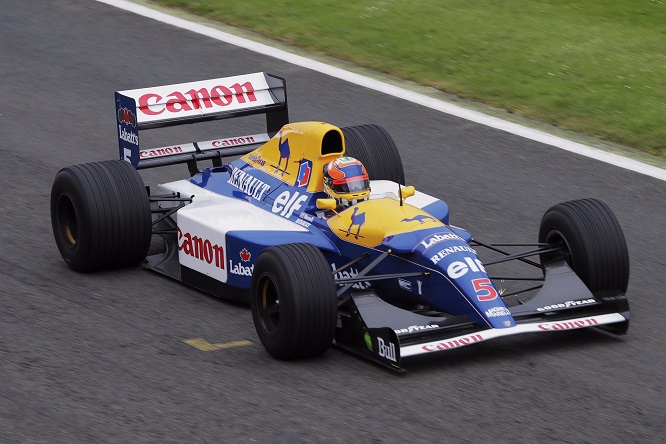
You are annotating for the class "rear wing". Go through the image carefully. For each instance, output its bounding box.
[114,72,288,169]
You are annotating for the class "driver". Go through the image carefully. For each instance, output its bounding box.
[322,156,371,208]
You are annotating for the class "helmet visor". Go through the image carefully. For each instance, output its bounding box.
[331,175,370,194]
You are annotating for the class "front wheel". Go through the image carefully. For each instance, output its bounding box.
[538,198,629,293]
[250,243,338,360]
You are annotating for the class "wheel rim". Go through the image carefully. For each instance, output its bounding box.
[259,276,280,334]
[544,229,572,267]
[57,194,78,248]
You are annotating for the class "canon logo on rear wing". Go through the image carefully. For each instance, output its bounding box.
[140,144,195,159]
[138,133,270,160]
[117,73,280,125]
[137,81,256,116]
[115,72,287,168]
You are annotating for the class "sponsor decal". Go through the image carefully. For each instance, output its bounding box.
[447,257,486,279]
[296,159,312,187]
[117,107,137,127]
[239,248,251,262]
[228,250,254,276]
[420,232,464,252]
[422,333,483,352]
[601,294,627,301]
[247,153,266,166]
[377,337,397,362]
[137,80,257,116]
[401,214,436,224]
[430,245,477,265]
[536,299,596,312]
[275,133,291,176]
[398,278,412,292]
[229,260,253,276]
[227,165,271,200]
[364,332,373,351]
[344,207,366,239]
[537,318,599,331]
[394,324,440,335]
[416,280,423,295]
[118,125,139,145]
[331,263,371,290]
[178,228,224,269]
[212,135,257,148]
[485,306,512,318]
[272,190,308,218]
[140,145,185,159]
[295,211,314,228]
[299,212,314,222]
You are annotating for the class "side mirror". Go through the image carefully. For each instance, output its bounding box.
[316,198,337,210]
[399,186,415,199]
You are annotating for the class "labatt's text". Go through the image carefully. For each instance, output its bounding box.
[118,126,138,145]
[229,259,254,276]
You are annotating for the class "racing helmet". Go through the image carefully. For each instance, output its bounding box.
[323,156,371,207]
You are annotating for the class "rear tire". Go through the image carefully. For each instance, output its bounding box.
[50,160,152,272]
[342,124,405,184]
[250,243,337,359]
[538,198,629,293]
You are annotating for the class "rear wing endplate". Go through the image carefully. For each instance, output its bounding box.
[114,72,287,169]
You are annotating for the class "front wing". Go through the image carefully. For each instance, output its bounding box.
[334,261,629,372]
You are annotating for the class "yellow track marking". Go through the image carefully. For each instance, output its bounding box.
[183,338,253,351]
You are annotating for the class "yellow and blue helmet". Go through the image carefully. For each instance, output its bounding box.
[323,156,371,207]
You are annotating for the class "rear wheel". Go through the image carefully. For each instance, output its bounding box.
[342,124,405,184]
[250,243,338,359]
[50,160,152,272]
[538,198,629,293]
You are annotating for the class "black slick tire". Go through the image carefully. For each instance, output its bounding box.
[342,124,405,184]
[250,243,338,360]
[50,160,152,272]
[538,198,629,293]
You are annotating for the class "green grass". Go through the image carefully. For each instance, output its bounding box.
[153,0,665,156]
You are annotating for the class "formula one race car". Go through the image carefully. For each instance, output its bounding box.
[50,72,630,371]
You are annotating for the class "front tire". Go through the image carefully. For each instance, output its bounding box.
[250,243,338,360]
[538,198,629,293]
[50,160,152,272]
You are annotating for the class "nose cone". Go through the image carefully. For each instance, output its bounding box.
[412,230,516,329]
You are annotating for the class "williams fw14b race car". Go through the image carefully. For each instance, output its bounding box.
[51,72,630,371]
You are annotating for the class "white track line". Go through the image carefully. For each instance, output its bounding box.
[97,0,665,181]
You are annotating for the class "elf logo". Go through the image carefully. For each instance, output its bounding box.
[272,190,308,218]
[447,256,486,279]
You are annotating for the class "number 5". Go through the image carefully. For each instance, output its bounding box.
[472,278,498,301]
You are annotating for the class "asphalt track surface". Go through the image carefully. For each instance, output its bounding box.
[1,1,664,443]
